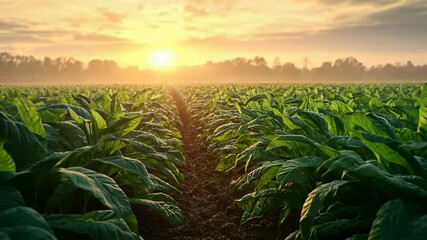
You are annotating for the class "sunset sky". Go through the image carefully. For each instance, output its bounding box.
[1,0,426,69]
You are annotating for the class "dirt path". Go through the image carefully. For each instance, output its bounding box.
[136,89,295,240]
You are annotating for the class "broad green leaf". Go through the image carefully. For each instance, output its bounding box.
[0,227,57,240]
[215,154,236,172]
[277,156,323,187]
[95,94,112,114]
[91,109,107,131]
[300,180,350,239]
[355,131,413,174]
[44,181,78,213]
[0,140,15,172]
[236,188,286,224]
[325,152,427,200]
[369,200,427,240]
[267,134,339,158]
[297,110,331,138]
[245,94,268,105]
[15,97,46,137]
[418,83,427,137]
[300,96,318,111]
[100,115,143,137]
[347,113,386,137]
[46,210,139,240]
[40,104,92,120]
[272,108,299,130]
[92,154,154,190]
[0,207,56,239]
[0,112,47,170]
[308,219,371,240]
[0,185,25,211]
[39,108,67,122]
[130,193,184,225]
[330,100,353,115]
[44,121,87,150]
[244,160,284,190]
[93,136,127,156]
[58,167,132,217]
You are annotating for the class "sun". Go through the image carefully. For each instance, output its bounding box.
[148,50,176,68]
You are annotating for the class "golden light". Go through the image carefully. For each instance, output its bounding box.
[147,50,176,68]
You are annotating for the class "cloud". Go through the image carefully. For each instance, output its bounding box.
[184,4,209,16]
[32,42,145,60]
[69,18,91,28]
[0,27,69,44]
[0,20,28,30]
[184,0,237,16]
[251,31,307,40]
[307,0,399,6]
[73,33,125,42]
[97,7,126,23]
[368,1,427,24]
[182,35,239,49]
[0,34,47,44]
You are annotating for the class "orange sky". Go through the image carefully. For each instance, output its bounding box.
[1,0,426,69]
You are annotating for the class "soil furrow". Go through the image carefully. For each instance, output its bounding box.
[137,89,293,240]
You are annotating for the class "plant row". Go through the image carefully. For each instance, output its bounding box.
[0,86,185,239]
[184,84,427,240]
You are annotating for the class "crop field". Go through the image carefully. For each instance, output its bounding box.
[1,83,427,240]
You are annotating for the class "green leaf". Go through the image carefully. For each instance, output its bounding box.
[39,107,67,122]
[355,131,413,174]
[330,100,353,115]
[0,184,25,211]
[130,193,184,225]
[15,97,46,137]
[44,121,87,150]
[44,181,78,213]
[369,200,427,240]
[40,104,92,121]
[100,115,143,137]
[236,188,286,224]
[325,152,427,201]
[245,94,268,105]
[297,110,331,138]
[0,112,47,170]
[347,113,386,137]
[244,160,284,190]
[0,140,15,172]
[300,180,350,239]
[267,134,339,158]
[58,167,132,217]
[0,226,57,240]
[0,207,56,239]
[91,109,107,131]
[418,83,427,137]
[46,210,139,240]
[308,219,371,240]
[92,154,154,190]
[277,156,323,187]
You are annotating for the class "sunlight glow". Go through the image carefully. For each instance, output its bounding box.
[148,50,176,68]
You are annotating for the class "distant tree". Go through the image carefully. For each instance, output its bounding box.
[272,57,281,69]
[252,56,267,67]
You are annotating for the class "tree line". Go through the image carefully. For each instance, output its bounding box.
[1,52,426,83]
[202,56,427,82]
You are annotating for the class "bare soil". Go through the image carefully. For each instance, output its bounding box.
[135,89,298,240]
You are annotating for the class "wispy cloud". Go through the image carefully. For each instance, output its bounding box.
[73,33,125,42]
[184,4,209,16]
[97,7,126,23]
[0,19,28,30]
[308,0,399,5]
[184,0,237,16]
